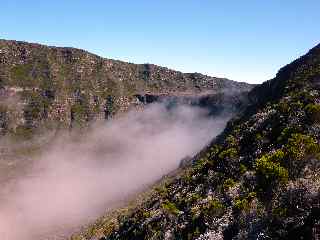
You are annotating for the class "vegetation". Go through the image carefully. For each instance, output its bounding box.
[305,103,320,123]
[202,198,225,217]
[10,64,35,87]
[161,200,181,216]
[2,40,320,240]
[0,39,251,138]
[223,178,236,190]
[76,43,320,240]
[255,150,288,191]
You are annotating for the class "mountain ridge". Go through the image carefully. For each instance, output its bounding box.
[0,39,253,138]
[0,38,251,83]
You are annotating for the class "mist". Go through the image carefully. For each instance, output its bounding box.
[0,103,230,239]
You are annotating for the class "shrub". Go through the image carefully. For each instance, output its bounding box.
[255,157,288,184]
[277,127,298,143]
[194,157,211,171]
[255,150,288,190]
[203,199,225,217]
[256,133,263,141]
[247,191,257,200]
[155,185,169,198]
[226,135,237,147]
[182,170,194,184]
[278,100,291,113]
[161,200,180,216]
[305,103,320,123]
[71,97,91,127]
[10,64,35,87]
[234,198,249,212]
[210,144,221,156]
[286,133,319,160]
[234,192,256,212]
[218,147,238,160]
[285,133,320,177]
[268,149,286,162]
[239,164,247,174]
[188,193,201,204]
[223,178,236,190]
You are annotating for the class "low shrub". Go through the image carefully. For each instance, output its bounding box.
[161,200,180,216]
[255,150,288,191]
[223,178,236,190]
[305,103,320,123]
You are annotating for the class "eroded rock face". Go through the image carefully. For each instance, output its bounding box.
[0,39,253,137]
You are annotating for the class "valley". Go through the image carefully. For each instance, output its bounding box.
[0,40,319,240]
[0,40,253,239]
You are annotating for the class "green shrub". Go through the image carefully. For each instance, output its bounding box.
[268,149,286,162]
[188,193,201,204]
[203,199,225,217]
[255,150,288,190]
[155,185,169,198]
[256,133,263,141]
[285,133,320,177]
[277,127,298,143]
[218,147,238,160]
[71,97,91,127]
[226,135,237,147]
[286,133,319,160]
[247,191,257,200]
[194,157,211,171]
[234,192,256,212]
[255,157,288,184]
[234,198,249,212]
[161,200,180,216]
[223,178,236,190]
[10,64,35,87]
[209,144,221,156]
[278,100,291,113]
[239,164,247,174]
[71,103,87,117]
[305,103,320,123]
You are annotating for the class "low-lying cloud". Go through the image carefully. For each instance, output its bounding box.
[0,103,230,239]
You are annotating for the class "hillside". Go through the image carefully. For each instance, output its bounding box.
[75,44,320,240]
[0,39,252,138]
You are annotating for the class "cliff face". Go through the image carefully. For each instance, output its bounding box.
[77,44,320,240]
[0,40,252,137]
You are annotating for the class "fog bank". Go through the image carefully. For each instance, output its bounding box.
[0,103,230,239]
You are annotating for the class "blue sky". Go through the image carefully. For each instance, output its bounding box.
[1,0,319,83]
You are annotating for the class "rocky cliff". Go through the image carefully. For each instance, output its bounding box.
[0,39,252,138]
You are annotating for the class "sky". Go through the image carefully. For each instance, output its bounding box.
[1,0,319,84]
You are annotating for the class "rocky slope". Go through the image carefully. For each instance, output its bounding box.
[0,39,252,138]
[75,44,320,240]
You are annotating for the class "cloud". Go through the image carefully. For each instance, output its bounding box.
[0,103,230,239]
